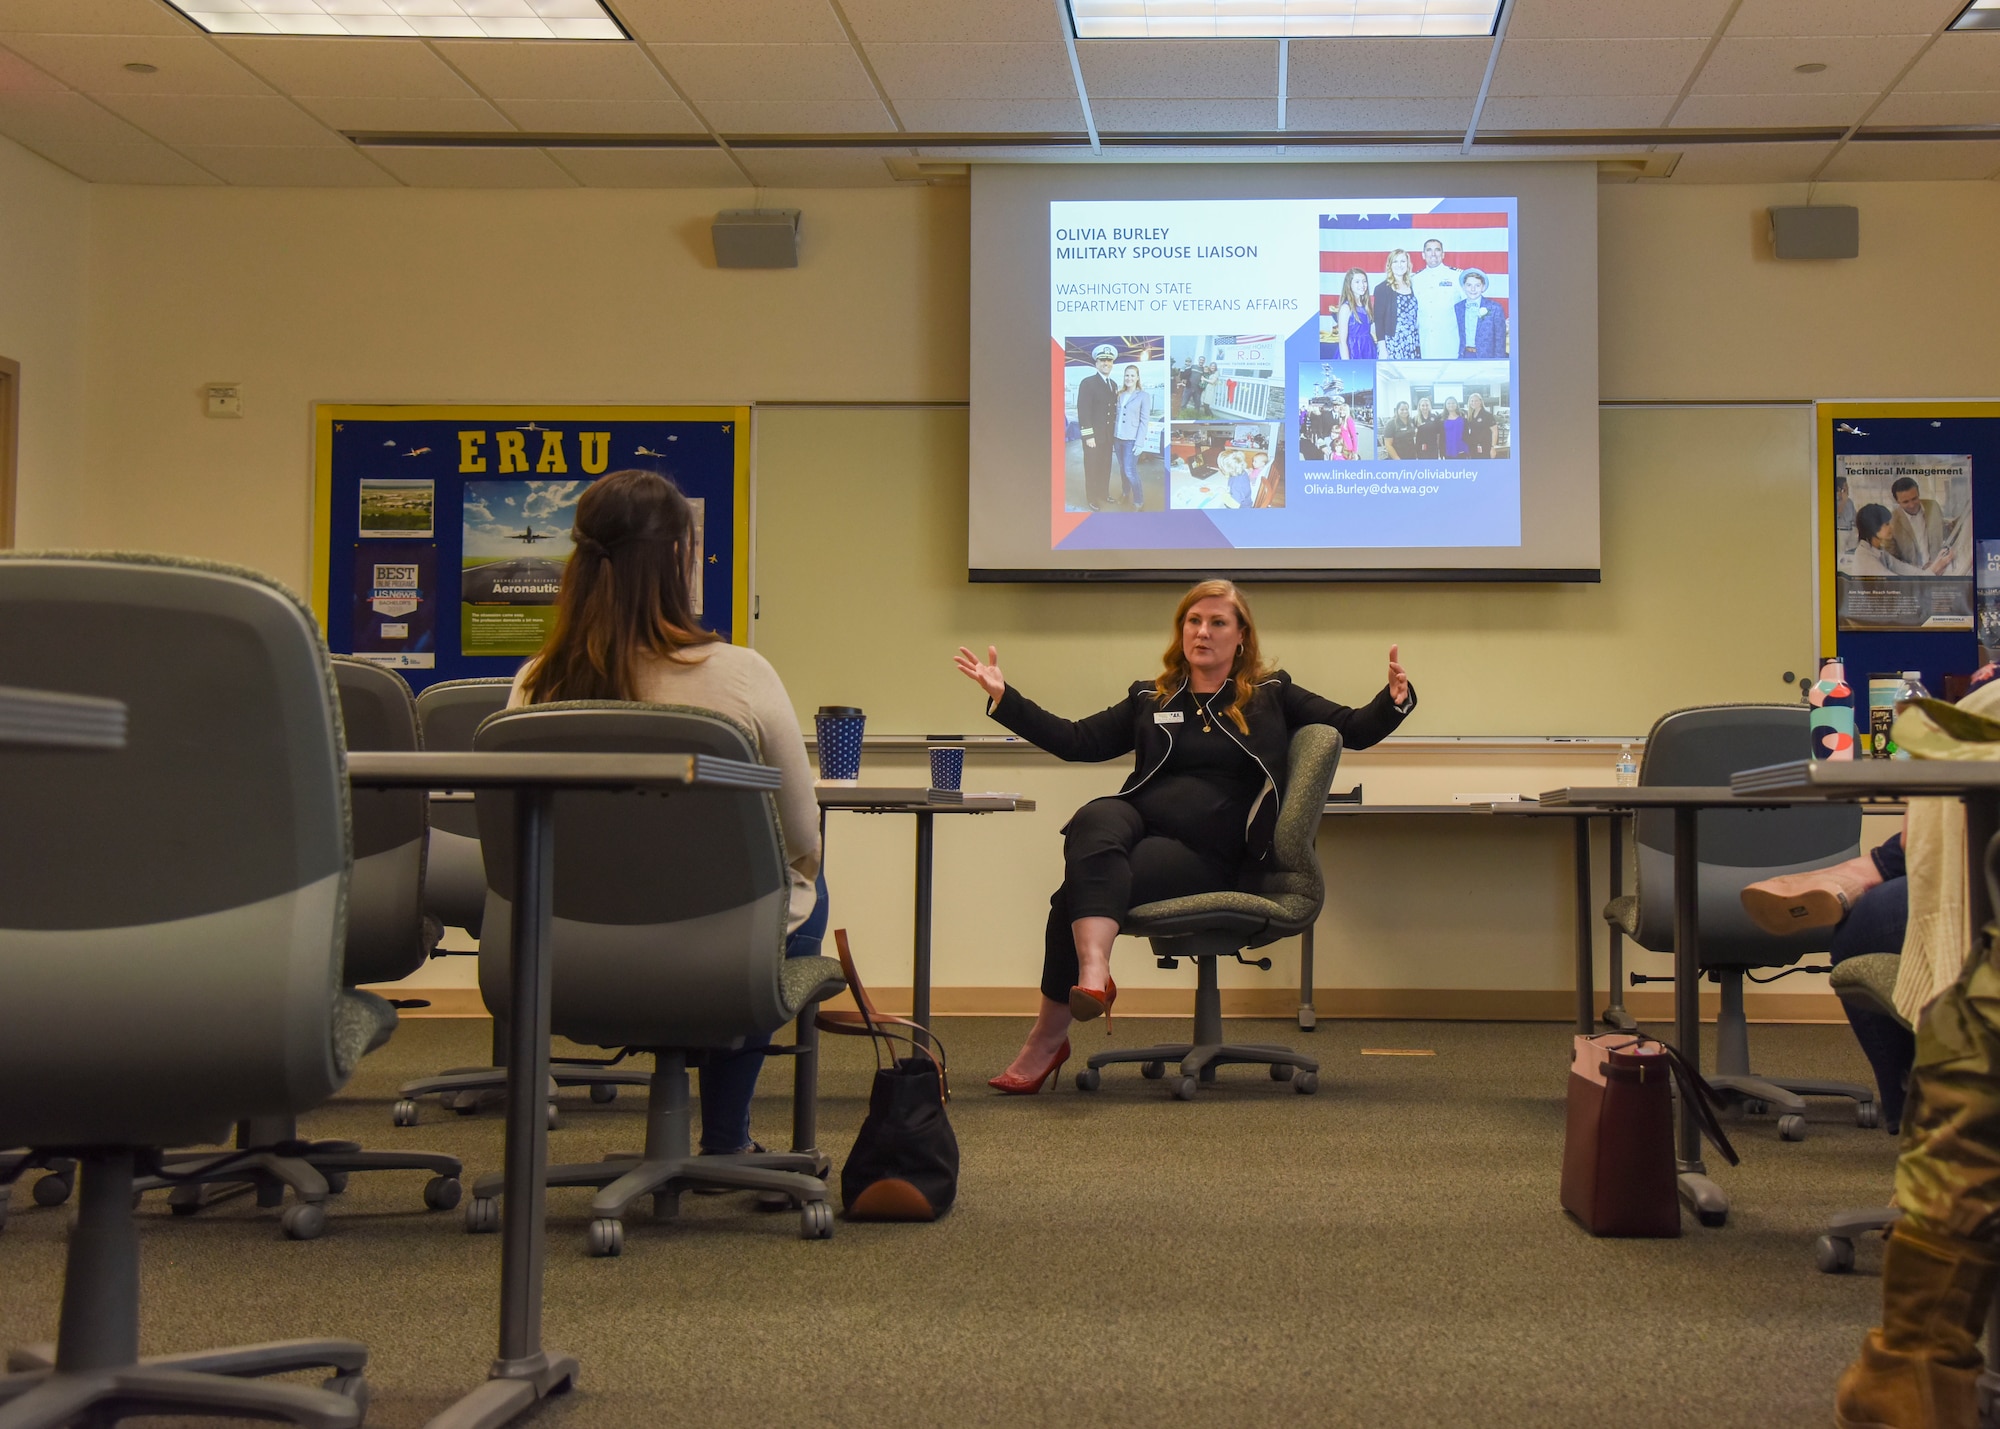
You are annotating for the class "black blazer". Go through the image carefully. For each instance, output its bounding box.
[989,671,1415,862]
[1372,279,1410,345]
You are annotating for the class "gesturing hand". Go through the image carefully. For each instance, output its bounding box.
[1387,643,1409,705]
[955,645,1006,704]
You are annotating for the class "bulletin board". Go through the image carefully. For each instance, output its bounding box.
[1820,402,2000,705]
[311,404,750,694]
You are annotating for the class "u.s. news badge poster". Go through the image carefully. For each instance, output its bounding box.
[313,405,749,693]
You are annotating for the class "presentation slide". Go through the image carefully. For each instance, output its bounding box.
[1050,197,1517,553]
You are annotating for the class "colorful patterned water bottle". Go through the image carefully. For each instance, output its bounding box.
[1808,656,1855,762]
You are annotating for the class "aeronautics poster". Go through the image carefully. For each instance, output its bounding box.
[314,405,748,693]
[1050,197,1516,553]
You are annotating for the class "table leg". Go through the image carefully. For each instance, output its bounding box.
[911,811,934,1040]
[1573,815,1594,1035]
[1603,814,1636,1031]
[1672,803,1727,1228]
[427,788,575,1429]
[1298,926,1317,1032]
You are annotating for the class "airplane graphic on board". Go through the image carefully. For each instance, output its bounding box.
[403,446,432,457]
[507,527,553,544]
[634,446,668,458]
[1836,422,1869,436]
[516,422,547,432]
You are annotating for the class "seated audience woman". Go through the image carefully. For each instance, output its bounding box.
[954,580,1416,1092]
[509,469,827,1157]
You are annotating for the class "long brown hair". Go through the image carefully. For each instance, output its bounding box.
[520,469,717,703]
[1153,578,1272,734]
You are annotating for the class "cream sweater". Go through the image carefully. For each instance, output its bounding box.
[1896,679,2000,1023]
[508,643,821,932]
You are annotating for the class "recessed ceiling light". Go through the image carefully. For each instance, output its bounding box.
[123,61,159,73]
[161,0,627,40]
[1793,61,1827,73]
[1953,0,2000,29]
[1065,0,1502,39]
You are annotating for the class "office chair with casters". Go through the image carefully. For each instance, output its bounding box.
[461,703,847,1254]
[1604,704,1874,1141]
[392,676,651,1126]
[1815,952,1907,1273]
[0,552,373,1427]
[1077,723,1342,1100]
[139,657,465,1235]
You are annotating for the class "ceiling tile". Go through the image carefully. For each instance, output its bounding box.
[650,42,878,101]
[8,131,222,182]
[1692,34,1926,95]
[430,39,680,102]
[544,144,746,185]
[292,95,515,132]
[0,40,66,92]
[1671,91,1875,128]
[863,43,1078,100]
[180,143,399,185]
[1478,95,1675,129]
[699,99,893,131]
[213,37,479,100]
[733,146,906,186]
[0,86,155,148]
[1897,32,2000,92]
[893,98,1085,131]
[1285,38,1491,98]
[363,145,578,187]
[1503,0,1733,40]
[1820,138,2000,181]
[95,93,343,147]
[1725,0,1961,38]
[1662,139,1834,182]
[1282,96,1472,129]
[1869,89,2000,126]
[0,0,192,36]
[0,32,272,96]
[1490,38,1708,97]
[840,0,1064,43]
[1076,39,1278,98]
[1093,97,1277,130]
[611,0,846,45]
[492,98,703,132]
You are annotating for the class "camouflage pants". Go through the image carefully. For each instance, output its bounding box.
[1897,946,2000,1240]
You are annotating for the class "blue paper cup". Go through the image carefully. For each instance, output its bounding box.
[815,706,865,782]
[928,742,964,791]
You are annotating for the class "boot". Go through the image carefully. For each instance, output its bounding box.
[1835,1222,2000,1429]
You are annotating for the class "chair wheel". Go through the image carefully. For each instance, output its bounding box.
[280,1202,327,1241]
[169,1194,203,1217]
[466,1196,500,1234]
[453,1102,480,1117]
[587,1218,624,1257]
[1856,1101,1882,1130]
[322,1372,369,1417]
[1140,1061,1165,1080]
[1074,1067,1101,1092]
[323,1172,349,1195]
[1270,1063,1294,1082]
[1817,1234,1856,1274]
[547,1104,560,1131]
[1294,1070,1319,1095]
[590,1083,617,1104]
[1742,1098,1769,1117]
[392,1100,419,1127]
[423,1176,462,1211]
[800,1201,835,1240]
[1172,1076,1197,1101]
[1779,1114,1808,1142]
[31,1172,72,1208]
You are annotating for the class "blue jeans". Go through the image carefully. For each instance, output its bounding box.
[1830,834,1915,1129]
[698,872,829,1154]
[1112,437,1139,500]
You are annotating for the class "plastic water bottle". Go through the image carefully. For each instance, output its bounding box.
[1615,743,1638,787]
[1889,671,1929,760]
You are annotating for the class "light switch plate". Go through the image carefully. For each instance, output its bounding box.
[204,384,242,418]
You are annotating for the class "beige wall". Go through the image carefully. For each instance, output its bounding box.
[0,136,89,548]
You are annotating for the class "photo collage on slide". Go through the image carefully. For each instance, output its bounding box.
[1314,210,1511,467]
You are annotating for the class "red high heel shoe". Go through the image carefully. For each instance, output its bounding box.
[988,1038,1070,1095]
[1068,975,1118,1027]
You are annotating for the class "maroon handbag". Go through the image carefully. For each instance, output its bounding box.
[1561,1034,1737,1237]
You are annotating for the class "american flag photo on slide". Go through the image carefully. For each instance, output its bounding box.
[1317,208,1511,316]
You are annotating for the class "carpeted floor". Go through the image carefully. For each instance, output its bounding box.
[0,1015,1897,1429]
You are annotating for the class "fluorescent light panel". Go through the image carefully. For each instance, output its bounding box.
[1066,0,1503,39]
[164,0,626,39]
[1953,0,2000,29]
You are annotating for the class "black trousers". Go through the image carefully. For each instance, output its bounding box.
[1082,438,1114,508]
[1041,797,1238,1003]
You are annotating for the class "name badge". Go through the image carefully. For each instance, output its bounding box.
[1154,711,1184,725]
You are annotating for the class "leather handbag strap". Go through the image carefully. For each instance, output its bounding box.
[1640,1038,1741,1168]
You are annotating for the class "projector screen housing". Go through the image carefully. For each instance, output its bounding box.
[968,162,1600,582]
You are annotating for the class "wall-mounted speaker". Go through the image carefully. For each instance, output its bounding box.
[711,209,801,269]
[1769,205,1859,260]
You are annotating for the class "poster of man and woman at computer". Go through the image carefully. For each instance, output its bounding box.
[1834,454,1973,632]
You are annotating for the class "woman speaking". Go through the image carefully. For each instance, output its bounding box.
[954,580,1414,1094]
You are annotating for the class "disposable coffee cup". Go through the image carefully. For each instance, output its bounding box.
[815,706,865,783]
[927,735,965,792]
